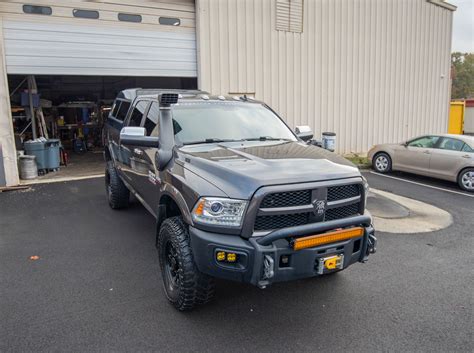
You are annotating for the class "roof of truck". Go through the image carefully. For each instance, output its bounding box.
[117,88,264,105]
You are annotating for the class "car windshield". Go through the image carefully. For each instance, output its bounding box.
[171,102,297,145]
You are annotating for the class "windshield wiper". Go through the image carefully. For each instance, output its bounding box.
[183,138,237,146]
[242,136,292,141]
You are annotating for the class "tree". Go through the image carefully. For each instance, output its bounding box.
[451,52,474,99]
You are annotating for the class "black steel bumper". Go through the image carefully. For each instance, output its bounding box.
[190,214,377,288]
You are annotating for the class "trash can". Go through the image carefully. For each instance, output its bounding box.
[19,155,38,180]
[322,132,336,152]
[45,139,60,170]
[24,140,47,170]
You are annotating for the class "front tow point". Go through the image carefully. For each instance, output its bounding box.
[258,255,275,289]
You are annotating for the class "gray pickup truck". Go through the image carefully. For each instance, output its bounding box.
[104,89,376,311]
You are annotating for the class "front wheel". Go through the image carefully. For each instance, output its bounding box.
[372,152,392,173]
[458,168,474,192]
[157,217,215,311]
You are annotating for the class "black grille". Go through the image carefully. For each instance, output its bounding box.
[325,203,360,221]
[254,213,310,231]
[260,190,311,208]
[327,184,361,202]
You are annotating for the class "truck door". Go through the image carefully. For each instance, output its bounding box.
[120,100,150,190]
[107,99,130,166]
[136,102,161,209]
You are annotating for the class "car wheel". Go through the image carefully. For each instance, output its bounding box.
[157,216,215,311]
[105,161,130,209]
[458,168,474,192]
[372,152,392,173]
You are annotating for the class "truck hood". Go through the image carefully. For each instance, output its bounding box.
[177,141,361,199]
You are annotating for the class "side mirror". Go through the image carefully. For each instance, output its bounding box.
[295,125,313,142]
[120,127,159,147]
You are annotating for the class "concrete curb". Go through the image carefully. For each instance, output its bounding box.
[369,188,453,234]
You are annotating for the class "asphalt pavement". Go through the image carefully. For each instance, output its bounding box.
[0,174,472,352]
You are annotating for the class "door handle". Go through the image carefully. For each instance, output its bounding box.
[462,155,471,159]
[134,148,143,155]
[423,150,431,154]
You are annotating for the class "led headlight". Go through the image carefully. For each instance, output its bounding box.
[192,197,248,228]
[362,176,370,205]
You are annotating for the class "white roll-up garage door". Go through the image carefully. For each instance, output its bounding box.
[1,1,197,77]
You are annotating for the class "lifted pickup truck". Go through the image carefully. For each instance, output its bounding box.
[104,89,376,311]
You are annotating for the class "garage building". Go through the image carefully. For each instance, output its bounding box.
[0,0,456,187]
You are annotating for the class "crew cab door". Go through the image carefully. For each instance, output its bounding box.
[106,99,131,164]
[119,100,150,191]
[135,102,161,208]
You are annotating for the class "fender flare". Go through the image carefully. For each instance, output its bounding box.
[157,183,194,227]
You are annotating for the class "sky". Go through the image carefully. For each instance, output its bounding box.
[449,0,474,53]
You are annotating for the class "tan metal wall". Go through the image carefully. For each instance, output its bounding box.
[196,0,454,154]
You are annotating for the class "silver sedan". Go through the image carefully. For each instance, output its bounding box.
[367,134,474,192]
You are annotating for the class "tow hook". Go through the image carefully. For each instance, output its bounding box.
[360,231,377,263]
[368,234,377,254]
[257,255,274,289]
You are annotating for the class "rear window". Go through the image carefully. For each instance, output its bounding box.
[115,101,131,121]
[128,101,148,127]
[111,101,121,118]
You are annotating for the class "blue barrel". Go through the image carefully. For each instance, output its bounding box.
[24,141,47,170]
[45,139,60,170]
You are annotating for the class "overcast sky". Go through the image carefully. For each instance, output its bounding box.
[449,0,474,53]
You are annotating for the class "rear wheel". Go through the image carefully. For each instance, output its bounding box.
[105,161,130,209]
[458,168,474,192]
[157,217,215,311]
[372,152,392,173]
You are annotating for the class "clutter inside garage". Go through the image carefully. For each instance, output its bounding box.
[9,75,196,182]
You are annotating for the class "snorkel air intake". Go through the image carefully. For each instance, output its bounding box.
[155,93,179,171]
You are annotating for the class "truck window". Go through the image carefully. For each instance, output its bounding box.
[111,100,121,118]
[144,102,159,136]
[128,101,148,127]
[116,101,131,121]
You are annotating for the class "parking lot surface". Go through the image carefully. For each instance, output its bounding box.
[1,174,472,352]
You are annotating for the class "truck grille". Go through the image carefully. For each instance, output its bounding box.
[260,190,311,208]
[327,184,361,201]
[254,213,310,231]
[324,203,360,221]
[254,183,362,232]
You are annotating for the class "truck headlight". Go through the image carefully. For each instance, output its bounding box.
[362,176,370,206]
[192,197,248,228]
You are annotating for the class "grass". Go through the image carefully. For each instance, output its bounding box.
[345,154,372,169]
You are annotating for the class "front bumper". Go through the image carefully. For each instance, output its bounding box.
[190,215,377,288]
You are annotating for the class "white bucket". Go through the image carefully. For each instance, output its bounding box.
[322,132,336,152]
[19,155,38,180]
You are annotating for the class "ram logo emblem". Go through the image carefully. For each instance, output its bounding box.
[312,199,326,215]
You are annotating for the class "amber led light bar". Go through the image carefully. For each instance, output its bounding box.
[293,227,364,250]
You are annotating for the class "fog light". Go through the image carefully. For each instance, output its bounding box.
[226,253,237,262]
[216,251,226,261]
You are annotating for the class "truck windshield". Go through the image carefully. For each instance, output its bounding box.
[171,102,297,145]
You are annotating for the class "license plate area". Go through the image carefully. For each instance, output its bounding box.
[317,254,344,274]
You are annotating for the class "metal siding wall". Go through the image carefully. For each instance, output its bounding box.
[197,0,454,154]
